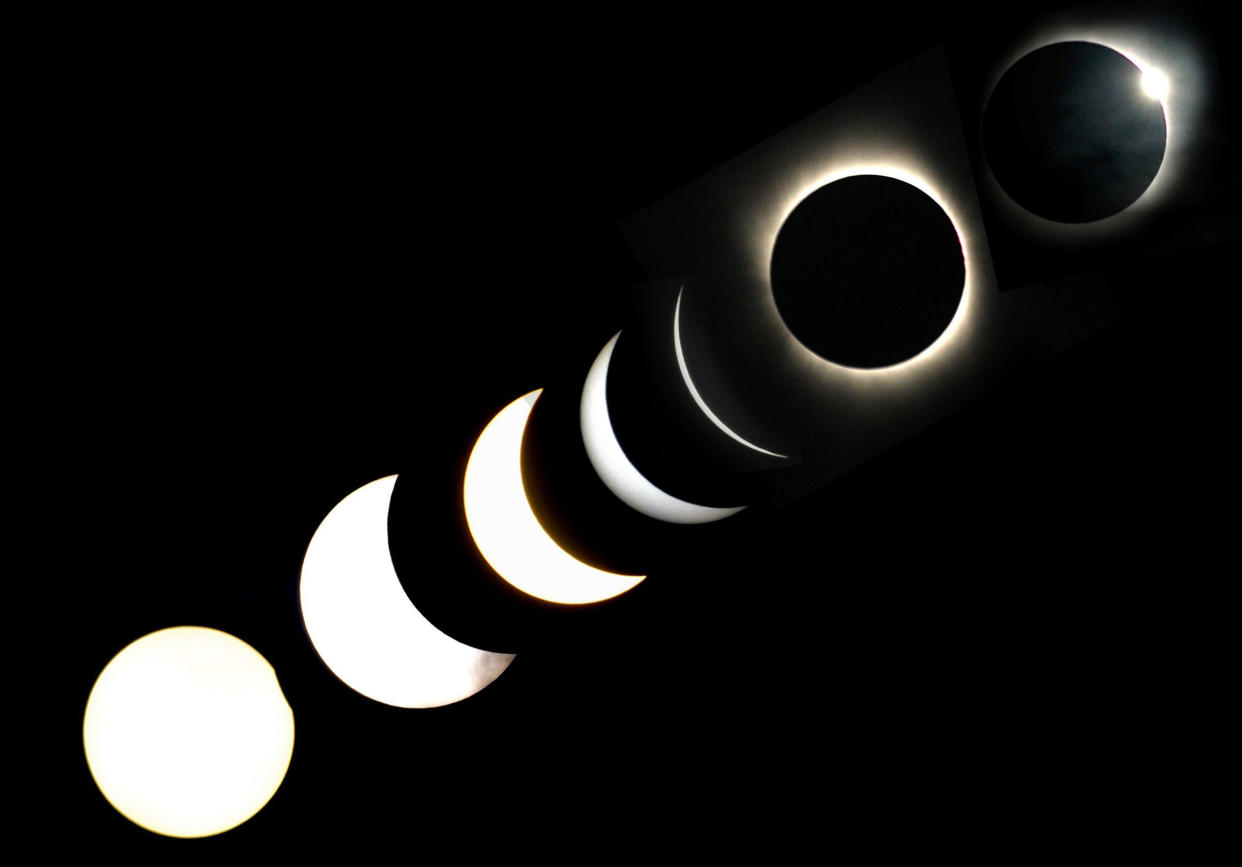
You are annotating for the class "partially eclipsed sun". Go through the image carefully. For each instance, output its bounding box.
[464,390,647,605]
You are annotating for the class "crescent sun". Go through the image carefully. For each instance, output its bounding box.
[464,390,647,605]
[581,332,746,524]
[673,288,787,459]
[300,475,516,708]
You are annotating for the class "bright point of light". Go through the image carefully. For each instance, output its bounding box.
[300,475,515,708]
[82,626,295,838]
[464,390,646,605]
[1140,67,1169,101]
[673,289,787,459]
[581,333,746,524]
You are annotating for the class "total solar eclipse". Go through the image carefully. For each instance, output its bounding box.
[770,174,965,369]
[983,41,1167,223]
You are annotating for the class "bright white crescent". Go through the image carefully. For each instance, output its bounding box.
[581,332,745,524]
[300,475,515,708]
[463,390,646,605]
[673,288,787,459]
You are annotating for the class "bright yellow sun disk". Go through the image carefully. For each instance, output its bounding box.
[82,626,295,838]
[463,390,646,605]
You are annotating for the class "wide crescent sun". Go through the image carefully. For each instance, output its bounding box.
[464,390,647,605]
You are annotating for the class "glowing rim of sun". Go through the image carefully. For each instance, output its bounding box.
[760,163,973,376]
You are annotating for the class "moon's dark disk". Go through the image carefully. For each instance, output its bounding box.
[983,41,1167,223]
[770,175,965,369]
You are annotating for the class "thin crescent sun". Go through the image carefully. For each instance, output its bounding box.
[673,288,787,459]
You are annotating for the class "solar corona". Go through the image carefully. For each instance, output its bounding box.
[770,173,967,369]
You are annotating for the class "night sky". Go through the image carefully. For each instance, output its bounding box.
[41,1,1234,856]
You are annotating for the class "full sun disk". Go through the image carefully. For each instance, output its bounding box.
[83,627,295,838]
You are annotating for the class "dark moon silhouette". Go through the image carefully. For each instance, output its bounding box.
[983,41,1167,223]
[770,174,965,369]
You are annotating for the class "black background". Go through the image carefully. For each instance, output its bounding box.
[40,2,1233,856]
